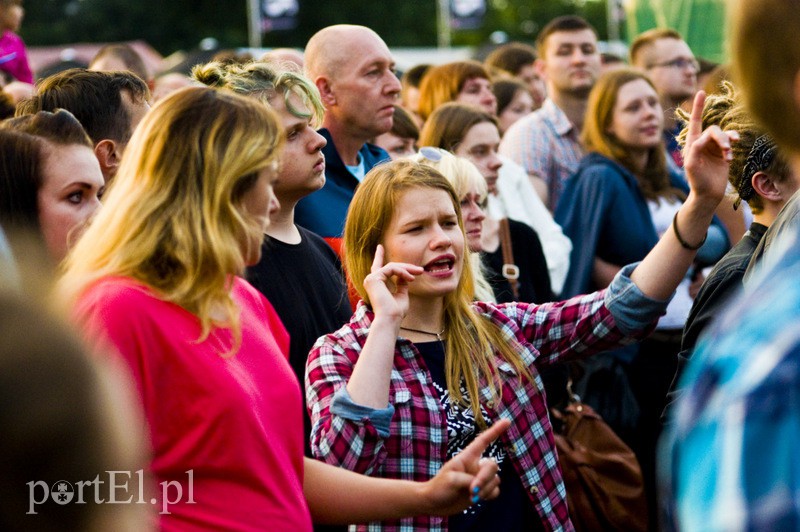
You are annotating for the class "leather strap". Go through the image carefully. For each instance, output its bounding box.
[499,218,520,300]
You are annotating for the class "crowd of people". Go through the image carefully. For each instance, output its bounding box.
[2,1,800,530]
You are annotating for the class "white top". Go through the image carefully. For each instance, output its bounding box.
[649,196,695,330]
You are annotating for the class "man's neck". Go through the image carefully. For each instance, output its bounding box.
[323,118,368,166]
[550,90,588,133]
[755,200,787,228]
[265,204,301,244]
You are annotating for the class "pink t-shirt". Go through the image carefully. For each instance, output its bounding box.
[76,276,312,532]
[0,30,32,84]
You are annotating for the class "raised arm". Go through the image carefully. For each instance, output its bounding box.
[304,419,510,524]
[630,91,738,300]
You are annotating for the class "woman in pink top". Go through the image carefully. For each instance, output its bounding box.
[0,0,32,84]
[59,86,507,531]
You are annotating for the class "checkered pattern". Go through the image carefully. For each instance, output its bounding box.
[499,99,584,211]
[306,290,652,531]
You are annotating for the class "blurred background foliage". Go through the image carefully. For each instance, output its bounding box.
[21,0,613,54]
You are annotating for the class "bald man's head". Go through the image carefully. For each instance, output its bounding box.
[303,24,400,144]
[305,25,385,81]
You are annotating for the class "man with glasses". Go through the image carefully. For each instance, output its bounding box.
[631,29,698,168]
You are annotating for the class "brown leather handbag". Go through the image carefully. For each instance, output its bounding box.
[551,385,649,532]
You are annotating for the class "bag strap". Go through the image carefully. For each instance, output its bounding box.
[499,218,520,300]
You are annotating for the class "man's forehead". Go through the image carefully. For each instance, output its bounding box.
[652,38,694,59]
[545,29,598,50]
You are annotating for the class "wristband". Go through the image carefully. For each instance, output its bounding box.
[672,212,707,250]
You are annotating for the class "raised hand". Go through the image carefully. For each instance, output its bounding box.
[683,90,740,206]
[362,244,424,322]
[421,418,511,516]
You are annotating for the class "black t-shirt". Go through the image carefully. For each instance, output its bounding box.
[246,226,352,454]
[415,340,542,531]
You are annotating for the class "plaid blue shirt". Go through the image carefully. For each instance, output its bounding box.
[499,99,584,211]
[306,264,665,531]
[663,228,800,531]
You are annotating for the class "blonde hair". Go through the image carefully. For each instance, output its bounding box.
[192,60,325,127]
[344,159,531,426]
[59,87,284,351]
[410,149,495,302]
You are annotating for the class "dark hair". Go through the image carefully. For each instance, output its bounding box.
[89,44,149,82]
[485,42,537,76]
[390,105,419,140]
[536,15,596,58]
[401,64,431,89]
[15,68,149,145]
[0,90,15,119]
[0,129,42,232]
[0,110,93,235]
[492,78,529,115]
[3,108,93,148]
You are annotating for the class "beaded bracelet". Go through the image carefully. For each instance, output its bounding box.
[672,212,707,250]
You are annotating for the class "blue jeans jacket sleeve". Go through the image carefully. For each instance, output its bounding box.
[330,386,395,438]
[605,262,672,335]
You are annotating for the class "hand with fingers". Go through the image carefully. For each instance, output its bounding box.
[363,244,424,323]
[420,418,511,516]
[683,90,740,207]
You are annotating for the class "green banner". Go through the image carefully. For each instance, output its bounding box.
[624,0,727,62]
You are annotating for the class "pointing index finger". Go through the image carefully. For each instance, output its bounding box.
[686,90,707,146]
[371,244,385,273]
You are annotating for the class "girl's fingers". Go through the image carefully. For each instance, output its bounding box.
[685,90,706,146]
[370,244,385,273]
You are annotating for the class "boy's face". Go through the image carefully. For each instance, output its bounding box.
[273,90,327,203]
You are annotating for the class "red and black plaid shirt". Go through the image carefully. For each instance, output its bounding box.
[306,290,653,531]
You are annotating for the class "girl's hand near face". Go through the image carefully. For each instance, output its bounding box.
[363,244,424,324]
[682,90,739,211]
[345,245,424,409]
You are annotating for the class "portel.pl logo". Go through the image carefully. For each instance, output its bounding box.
[27,470,195,515]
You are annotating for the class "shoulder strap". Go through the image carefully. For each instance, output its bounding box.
[499,218,520,300]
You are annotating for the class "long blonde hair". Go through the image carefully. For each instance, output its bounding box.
[59,87,284,349]
[344,160,531,426]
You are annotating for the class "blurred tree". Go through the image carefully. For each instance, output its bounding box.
[20,0,611,55]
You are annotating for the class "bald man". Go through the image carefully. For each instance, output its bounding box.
[294,25,398,253]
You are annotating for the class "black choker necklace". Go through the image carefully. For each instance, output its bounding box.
[399,325,446,342]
